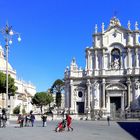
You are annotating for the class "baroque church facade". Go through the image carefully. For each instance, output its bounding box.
[64,17,140,117]
[0,45,36,114]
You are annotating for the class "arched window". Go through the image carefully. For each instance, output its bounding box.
[111,48,120,69]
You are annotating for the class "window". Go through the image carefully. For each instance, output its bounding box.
[78,91,83,97]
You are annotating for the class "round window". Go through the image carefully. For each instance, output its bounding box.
[78,91,83,97]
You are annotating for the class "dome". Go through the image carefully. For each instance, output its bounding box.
[0,46,14,71]
[0,57,13,71]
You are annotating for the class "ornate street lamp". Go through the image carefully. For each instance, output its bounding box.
[0,23,21,116]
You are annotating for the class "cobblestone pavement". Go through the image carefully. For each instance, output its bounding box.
[0,120,137,140]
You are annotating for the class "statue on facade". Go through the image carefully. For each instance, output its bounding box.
[112,58,120,69]
[109,16,121,27]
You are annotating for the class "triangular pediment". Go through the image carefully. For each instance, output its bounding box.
[105,25,129,34]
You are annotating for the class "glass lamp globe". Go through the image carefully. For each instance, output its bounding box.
[18,36,21,42]
[9,39,12,45]
[9,30,14,36]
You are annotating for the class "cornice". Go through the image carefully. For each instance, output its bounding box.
[93,47,108,50]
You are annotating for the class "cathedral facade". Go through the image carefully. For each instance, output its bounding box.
[64,17,140,118]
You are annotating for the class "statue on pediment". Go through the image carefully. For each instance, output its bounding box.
[109,17,121,27]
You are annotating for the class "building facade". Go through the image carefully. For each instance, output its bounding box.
[0,45,36,114]
[64,17,140,118]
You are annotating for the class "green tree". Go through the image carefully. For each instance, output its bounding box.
[0,72,17,95]
[51,79,64,108]
[31,92,54,113]
[13,105,20,115]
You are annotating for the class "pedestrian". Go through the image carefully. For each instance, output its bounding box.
[1,108,7,128]
[66,114,73,131]
[30,112,35,127]
[25,114,30,127]
[17,114,24,128]
[41,113,47,127]
[107,116,110,126]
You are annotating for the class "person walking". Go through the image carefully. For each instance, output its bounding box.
[41,114,47,127]
[17,114,24,128]
[107,116,110,126]
[25,114,30,127]
[66,114,73,131]
[1,108,7,128]
[30,112,35,127]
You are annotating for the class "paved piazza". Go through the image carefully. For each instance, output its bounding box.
[0,120,139,140]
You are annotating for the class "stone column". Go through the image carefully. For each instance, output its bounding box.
[87,50,90,75]
[102,78,106,109]
[102,49,106,75]
[65,84,70,108]
[121,92,125,111]
[121,52,123,69]
[127,33,131,46]
[134,21,139,45]
[102,49,105,69]
[127,48,131,69]
[94,50,98,70]
[127,79,132,107]
[70,80,74,112]
[109,53,111,69]
[90,52,93,71]
[135,48,139,68]
[86,79,91,111]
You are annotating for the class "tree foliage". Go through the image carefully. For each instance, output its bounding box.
[50,79,64,107]
[50,79,64,93]
[13,105,20,115]
[31,92,54,113]
[0,72,17,95]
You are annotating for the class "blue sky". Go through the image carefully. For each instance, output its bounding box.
[0,0,140,92]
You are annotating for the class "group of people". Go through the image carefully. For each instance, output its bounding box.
[0,108,74,132]
[17,111,35,127]
[55,114,73,132]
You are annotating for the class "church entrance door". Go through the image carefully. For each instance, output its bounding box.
[76,102,84,114]
[110,97,121,118]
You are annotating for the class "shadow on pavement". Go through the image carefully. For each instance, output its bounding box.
[117,121,140,140]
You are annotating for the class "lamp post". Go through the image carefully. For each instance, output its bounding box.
[0,23,21,115]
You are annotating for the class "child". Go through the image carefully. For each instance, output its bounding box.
[55,119,66,132]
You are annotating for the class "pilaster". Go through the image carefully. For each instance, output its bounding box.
[135,48,139,68]
[102,49,105,75]
[102,78,106,109]
[70,80,74,112]
[94,50,98,70]
[86,79,91,113]
[127,78,132,107]
[127,48,132,74]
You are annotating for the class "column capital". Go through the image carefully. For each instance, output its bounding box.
[70,80,73,85]
[135,48,138,53]
[102,78,106,84]
[86,79,91,85]
[126,78,131,84]
[94,50,98,55]
[127,48,131,53]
